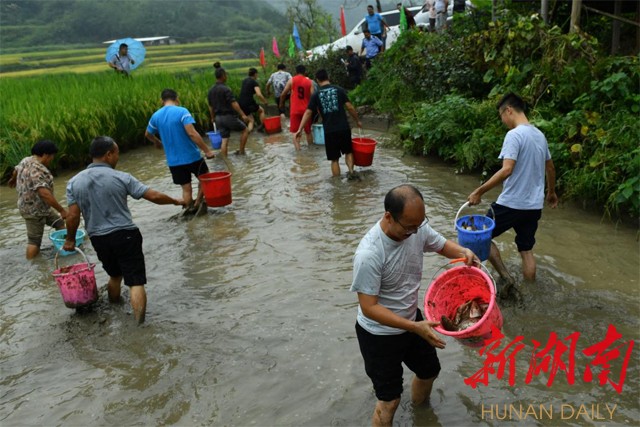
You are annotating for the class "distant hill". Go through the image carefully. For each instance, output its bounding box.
[0,0,288,51]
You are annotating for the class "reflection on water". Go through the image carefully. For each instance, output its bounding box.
[0,131,638,426]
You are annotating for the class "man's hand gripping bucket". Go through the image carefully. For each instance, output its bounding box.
[454,201,495,262]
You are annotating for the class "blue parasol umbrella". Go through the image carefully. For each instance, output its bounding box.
[105,38,146,73]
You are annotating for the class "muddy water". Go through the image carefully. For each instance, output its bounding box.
[0,130,638,426]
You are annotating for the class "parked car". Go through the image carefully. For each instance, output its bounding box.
[414,0,474,31]
[307,6,427,59]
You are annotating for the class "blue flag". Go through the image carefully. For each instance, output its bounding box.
[292,23,303,51]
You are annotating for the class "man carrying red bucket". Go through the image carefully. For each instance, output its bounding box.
[295,69,363,179]
[351,184,479,426]
[63,136,185,324]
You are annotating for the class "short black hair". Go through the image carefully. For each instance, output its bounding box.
[367,5,374,9]
[161,88,178,101]
[119,43,128,49]
[248,67,258,77]
[315,69,329,82]
[346,45,353,52]
[295,64,306,74]
[213,61,221,69]
[497,93,526,113]
[384,184,424,221]
[277,63,286,70]
[31,140,58,156]
[215,67,226,79]
[90,136,117,158]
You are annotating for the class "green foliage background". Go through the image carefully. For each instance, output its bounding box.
[323,9,640,220]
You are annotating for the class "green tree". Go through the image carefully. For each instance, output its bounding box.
[285,0,339,51]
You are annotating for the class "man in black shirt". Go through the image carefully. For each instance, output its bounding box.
[345,45,363,88]
[238,67,268,133]
[294,69,362,179]
[207,68,250,156]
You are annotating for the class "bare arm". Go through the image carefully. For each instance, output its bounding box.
[36,187,67,218]
[7,169,17,188]
[437,240,479,265]
[468,158,515,205]
[545,159,558,208]
[231,101,249,122]
[142,188,185,206]
[62,204,81,251]
[254,86,268,105]
[294,109,314,141]
[184,124,215,158]
[358,293,446,349]
[144,130,163,149]
[345,102,363,129]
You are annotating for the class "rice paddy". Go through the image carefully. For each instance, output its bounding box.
[0,41,267,179]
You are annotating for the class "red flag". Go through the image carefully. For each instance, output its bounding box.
[340,6,347,36]
[259,47,266,68]
[272,37,280,58]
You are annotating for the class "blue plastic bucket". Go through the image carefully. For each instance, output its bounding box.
[207,131,222,149]
[312,124,324,145]
[50,229,86,257]
[456,215,495,261]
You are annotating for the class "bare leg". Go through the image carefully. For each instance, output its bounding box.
[258,107,266,124]
[293,134,301,151]
[411,375,436,405]
[107,275,123,303]
[520,250,536,281]
[345,153,355,174]
[180,182,194,206]
[238,128,249,154]
[331,160,341,177]
[305,131,313,146]
[221,138,230,157]
[26,244,40,260]
[488,241,516,283]
[246,116,255,133]
[372,398,400,427]
[129,285,147,324]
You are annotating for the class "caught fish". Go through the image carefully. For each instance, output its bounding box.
[440,298,488,331]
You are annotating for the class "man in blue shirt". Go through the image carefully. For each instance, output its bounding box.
[364,5,390,51]
[360,30,383,69]
[145,89,216,215]
[63,136,184,323]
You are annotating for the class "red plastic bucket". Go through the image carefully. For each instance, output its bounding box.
[199,171,232,207]
[52,248,98,308]
[263,116,281,134]
[352,137,377,166]
[424,262,503,347]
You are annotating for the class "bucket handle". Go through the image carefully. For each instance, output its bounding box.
[427,258,497,295]
[453,201,495,232]
[54,247,91,270]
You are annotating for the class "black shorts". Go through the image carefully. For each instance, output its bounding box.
[324,129,353,161]
[240,102,260,115]
[90,228,146,287]
[215,114,247,138]
[355,309,441,402]
[169,159,209,186]
[276,95,288,114]
[489,202,542,252]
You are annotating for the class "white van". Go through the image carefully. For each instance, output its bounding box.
[307,6,427,58]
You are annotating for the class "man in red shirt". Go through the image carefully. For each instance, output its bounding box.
[280,64,314,150]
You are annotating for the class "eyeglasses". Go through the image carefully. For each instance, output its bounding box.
[395,214,430,235]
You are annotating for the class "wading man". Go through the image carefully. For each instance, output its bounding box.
[467,93,558,287]
[63,136,184,323]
